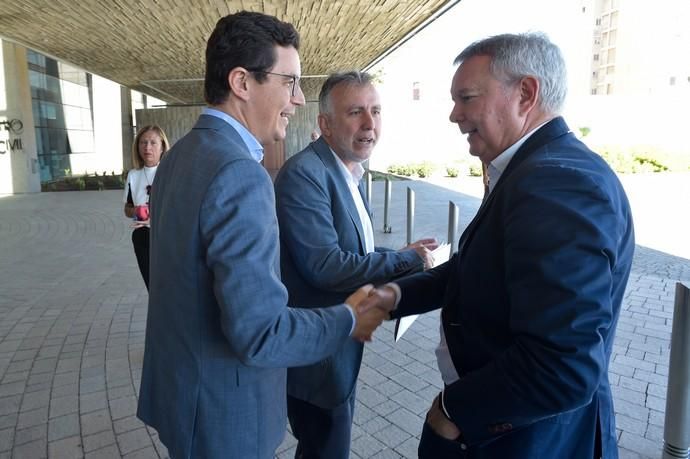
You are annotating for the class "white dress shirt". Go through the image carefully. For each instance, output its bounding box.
[331,150,375,254]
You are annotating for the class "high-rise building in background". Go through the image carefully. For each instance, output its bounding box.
[588,0,690,96]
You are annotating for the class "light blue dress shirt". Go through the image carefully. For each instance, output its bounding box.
[202,107,264,162]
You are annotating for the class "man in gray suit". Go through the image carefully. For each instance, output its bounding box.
[275,71,438,459]
[136,13,386,459]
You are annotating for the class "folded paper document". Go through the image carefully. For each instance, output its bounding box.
[394,243,451,342]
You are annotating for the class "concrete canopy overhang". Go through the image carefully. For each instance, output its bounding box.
[0,0,457,104]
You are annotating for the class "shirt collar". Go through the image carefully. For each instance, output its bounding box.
[488,121,548,192]
[202,107,264,162]
[330,148,365,185]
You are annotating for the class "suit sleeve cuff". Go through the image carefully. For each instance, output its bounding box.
[440,389,452,420]
[344,303,356,336]
[383,282,401,310]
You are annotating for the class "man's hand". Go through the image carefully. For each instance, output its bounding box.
[402,238,439,269]
[346,285,386,342]
[407,238,440,251]
[358,286,397,315]
[351,306,387,342]
[427,394,461,440]
[345,284,373,308]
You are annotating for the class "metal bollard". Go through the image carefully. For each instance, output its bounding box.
[383,178,392,233]
[662,282,690,459]
[406,187,415,245]
[365,170,372,206]
[448,201,459,254]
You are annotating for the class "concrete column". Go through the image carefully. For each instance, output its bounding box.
[0,40,40,194]
[121,86,134,171]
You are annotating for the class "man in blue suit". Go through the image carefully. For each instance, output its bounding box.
[274,71,438,458]
[363,33,634,458]
[136,12,386,459]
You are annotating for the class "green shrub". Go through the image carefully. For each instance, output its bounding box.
[415,162,435,178]
[469,164,483,177]
[634,154,669,173]
[42,173,126,192]
[446,166,459,178]
[596,146,686,173]
[397,165,415,177]
[74,178,86,191]
[369,170,407,181]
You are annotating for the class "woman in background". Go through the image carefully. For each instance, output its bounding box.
[123,125,169,290]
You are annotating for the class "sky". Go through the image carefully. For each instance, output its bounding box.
[368,0,689,170]
[369,0,590,169]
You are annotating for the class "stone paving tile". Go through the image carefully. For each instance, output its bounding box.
[109,396,138,421]
[0,396,21,417]
[17,406,49,430]
[48,435,83,459]
[393,436,419,458]
[116,428,153,456]
[112,415,145,436]
[122,446,158,459]
[81,409,113,437]
[372,423,412,449]
[48,413,80,442]
[619,447,644,459]
[85,444,121,459]
[351,433,387,458]
[13,437,47,459]
[1,180,688,458]
[0,415,17,431]
[0,427,12,453]
[619,431,660,458]
[82,430,115,453]
[49,394,79,419]
[14,424,46,446]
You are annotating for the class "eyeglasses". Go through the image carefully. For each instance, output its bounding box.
[250,70,301,97]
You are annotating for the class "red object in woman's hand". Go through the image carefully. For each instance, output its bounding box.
[135,205,150,221]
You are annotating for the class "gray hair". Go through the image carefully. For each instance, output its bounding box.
[318,71,374,115]
[454,32,567,115]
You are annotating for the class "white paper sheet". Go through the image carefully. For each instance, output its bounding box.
[394,243,451,342]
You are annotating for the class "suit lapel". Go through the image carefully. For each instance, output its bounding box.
[312,139,368,254]
[456,117,572,255]
[358,181,373,218]
[445,117,573,307]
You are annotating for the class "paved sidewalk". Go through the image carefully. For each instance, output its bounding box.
[0,175,688,458]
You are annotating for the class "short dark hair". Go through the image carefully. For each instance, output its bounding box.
[204,11,300,105]
[318,71,374,115]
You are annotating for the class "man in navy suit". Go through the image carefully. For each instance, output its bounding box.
[274,71,438,458]
[136,12,386,459]
[363,32,634,458]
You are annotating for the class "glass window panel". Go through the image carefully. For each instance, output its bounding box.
[63,105,84,130]
[29,51,95,184]
[67,129,94,153]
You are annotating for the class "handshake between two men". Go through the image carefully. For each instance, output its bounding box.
[346,284,395,342]
[347,237,438,342]
[346,272,422,342]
